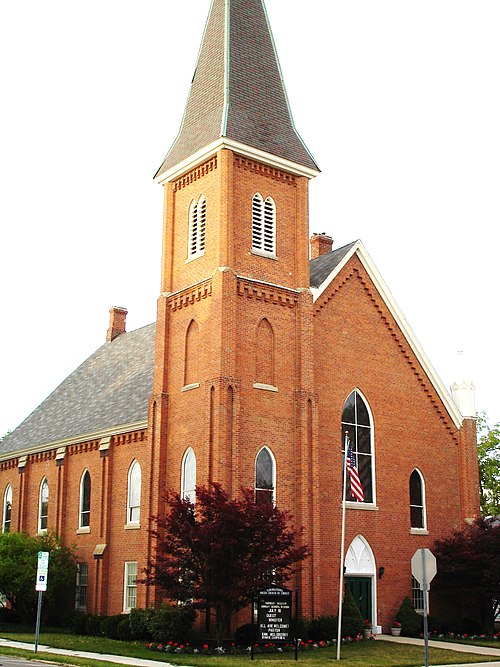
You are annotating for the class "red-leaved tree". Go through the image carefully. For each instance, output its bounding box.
[146,483,309,645]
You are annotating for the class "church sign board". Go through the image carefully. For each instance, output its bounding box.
[257,587,293,642]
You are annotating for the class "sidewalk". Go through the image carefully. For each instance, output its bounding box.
[2,635,500,667]
[379,634,500,666]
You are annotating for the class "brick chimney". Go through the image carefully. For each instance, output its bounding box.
[310,233,333,259]
[106,306,128,342]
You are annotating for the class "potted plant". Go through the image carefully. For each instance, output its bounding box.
[390,621,402,636]
[363,619,373,637]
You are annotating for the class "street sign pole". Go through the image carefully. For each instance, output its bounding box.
[34,551,49,654]
[34,590,43,654]
[421,549,429,667]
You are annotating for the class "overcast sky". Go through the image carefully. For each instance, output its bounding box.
[1,0,499,438]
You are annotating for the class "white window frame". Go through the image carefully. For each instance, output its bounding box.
[341,389,376,506]
[2,484,12,533]
[127,461,141,526]
[187,195,206,260]
[75,562,89,610]
[123,561,138,612]
[410,468,427,532]
[412,575,429,614]
[181,447,196,504]
[38,477,49,533]
[251,193,276,258]
[255,446,276,504]
[79,470,91,530]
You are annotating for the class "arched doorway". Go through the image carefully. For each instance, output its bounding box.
[344,535,376,626]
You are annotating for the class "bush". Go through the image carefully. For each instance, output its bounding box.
[341,590,364,638]
[292,616,309,641]
[396,597,422,637]
[146,604,196,643]
[308,615,337,641]
[70,611,89,635]
[235,623,254,645]
[129,607,153,640]
[117,616,133,640]
[85,614,103,636]
[101,614,127,640]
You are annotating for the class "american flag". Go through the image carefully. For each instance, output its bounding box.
[346,439,364,502]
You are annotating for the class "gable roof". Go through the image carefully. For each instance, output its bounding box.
[155,0,319,181]
[0,324,155,459]
[310,240,463,429]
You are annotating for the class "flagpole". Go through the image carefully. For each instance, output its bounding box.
[336,432,349,661]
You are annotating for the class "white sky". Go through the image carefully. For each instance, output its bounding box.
[0,0,499,437]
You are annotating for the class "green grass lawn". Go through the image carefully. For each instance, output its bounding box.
[1,632,500,667]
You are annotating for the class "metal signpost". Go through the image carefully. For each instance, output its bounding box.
[34,551,49,654]
[411,548,437,667]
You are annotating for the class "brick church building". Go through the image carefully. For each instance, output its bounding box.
[0,0,479,632]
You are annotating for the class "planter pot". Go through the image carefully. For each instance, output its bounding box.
[391,627,402,636]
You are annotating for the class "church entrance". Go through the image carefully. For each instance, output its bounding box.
[344,535,376,626]
[345,576,372,621]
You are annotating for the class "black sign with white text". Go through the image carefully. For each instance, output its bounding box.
[257,587,292,642]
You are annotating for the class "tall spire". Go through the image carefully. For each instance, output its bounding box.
[155,0,319,180]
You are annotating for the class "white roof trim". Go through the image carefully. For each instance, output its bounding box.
[154,137,319,184]
[313,240,463,429]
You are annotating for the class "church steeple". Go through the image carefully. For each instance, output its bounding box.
[155,0,319,181]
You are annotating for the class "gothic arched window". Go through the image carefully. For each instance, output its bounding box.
[410,469,426,530]
[256,318,275,386]
[181,447,196,504]
[127,461,142,524]
[184,319,199,386]
[39,478,49,532]
[79,470,91,529]
[188,195,206,258]
[341,390,374,503]
[252,193,276,256]
[2,484,12,533]
[255,447,275,505]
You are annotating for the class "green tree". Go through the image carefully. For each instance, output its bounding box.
[0,431,11,442]
[0,531,77,624]
[146,483,309,646]
[477,413,500,516]
[433,517,500,633]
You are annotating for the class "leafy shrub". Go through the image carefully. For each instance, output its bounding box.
[101,614,127,639]
[129,607,153,640]
[308,615,337,641]
[235,623,254,645]
[118,616,133,640]
[292,616,309,641]
[146,604,196,643]
[85,614,103,636]
[341,590,364,638]
[70,611,89,635]
[396,597,422,637]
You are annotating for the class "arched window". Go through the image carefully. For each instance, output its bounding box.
[184,319,199,386]
[256,318,275,386]
[341,390,374,503]
[2,485,12,533]
[255,447,275,505]
[410,469,426,529]
[252,193,276,256]
[39,478,49,532]
[127,461,141,524]
[181,448,196,504]
[188,195,206,258]
[79,470,91,529]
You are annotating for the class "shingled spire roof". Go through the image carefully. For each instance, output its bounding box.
[155,0,319,180]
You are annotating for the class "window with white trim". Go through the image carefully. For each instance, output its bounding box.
[124,561,138,612]
[188,195,206,258]
[410,469,426,529]
[75,562,88,610]
[127,461,141,525]
[255,447,275,505]
[181,447,196,504]
[341,390,374,503]
[252,193,276,256]
[38,478,49,532]
[412,575,428,614]
[2,484,12,533]
[79,470,91,529]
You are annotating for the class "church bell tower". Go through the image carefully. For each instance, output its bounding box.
[148,0,321,616]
